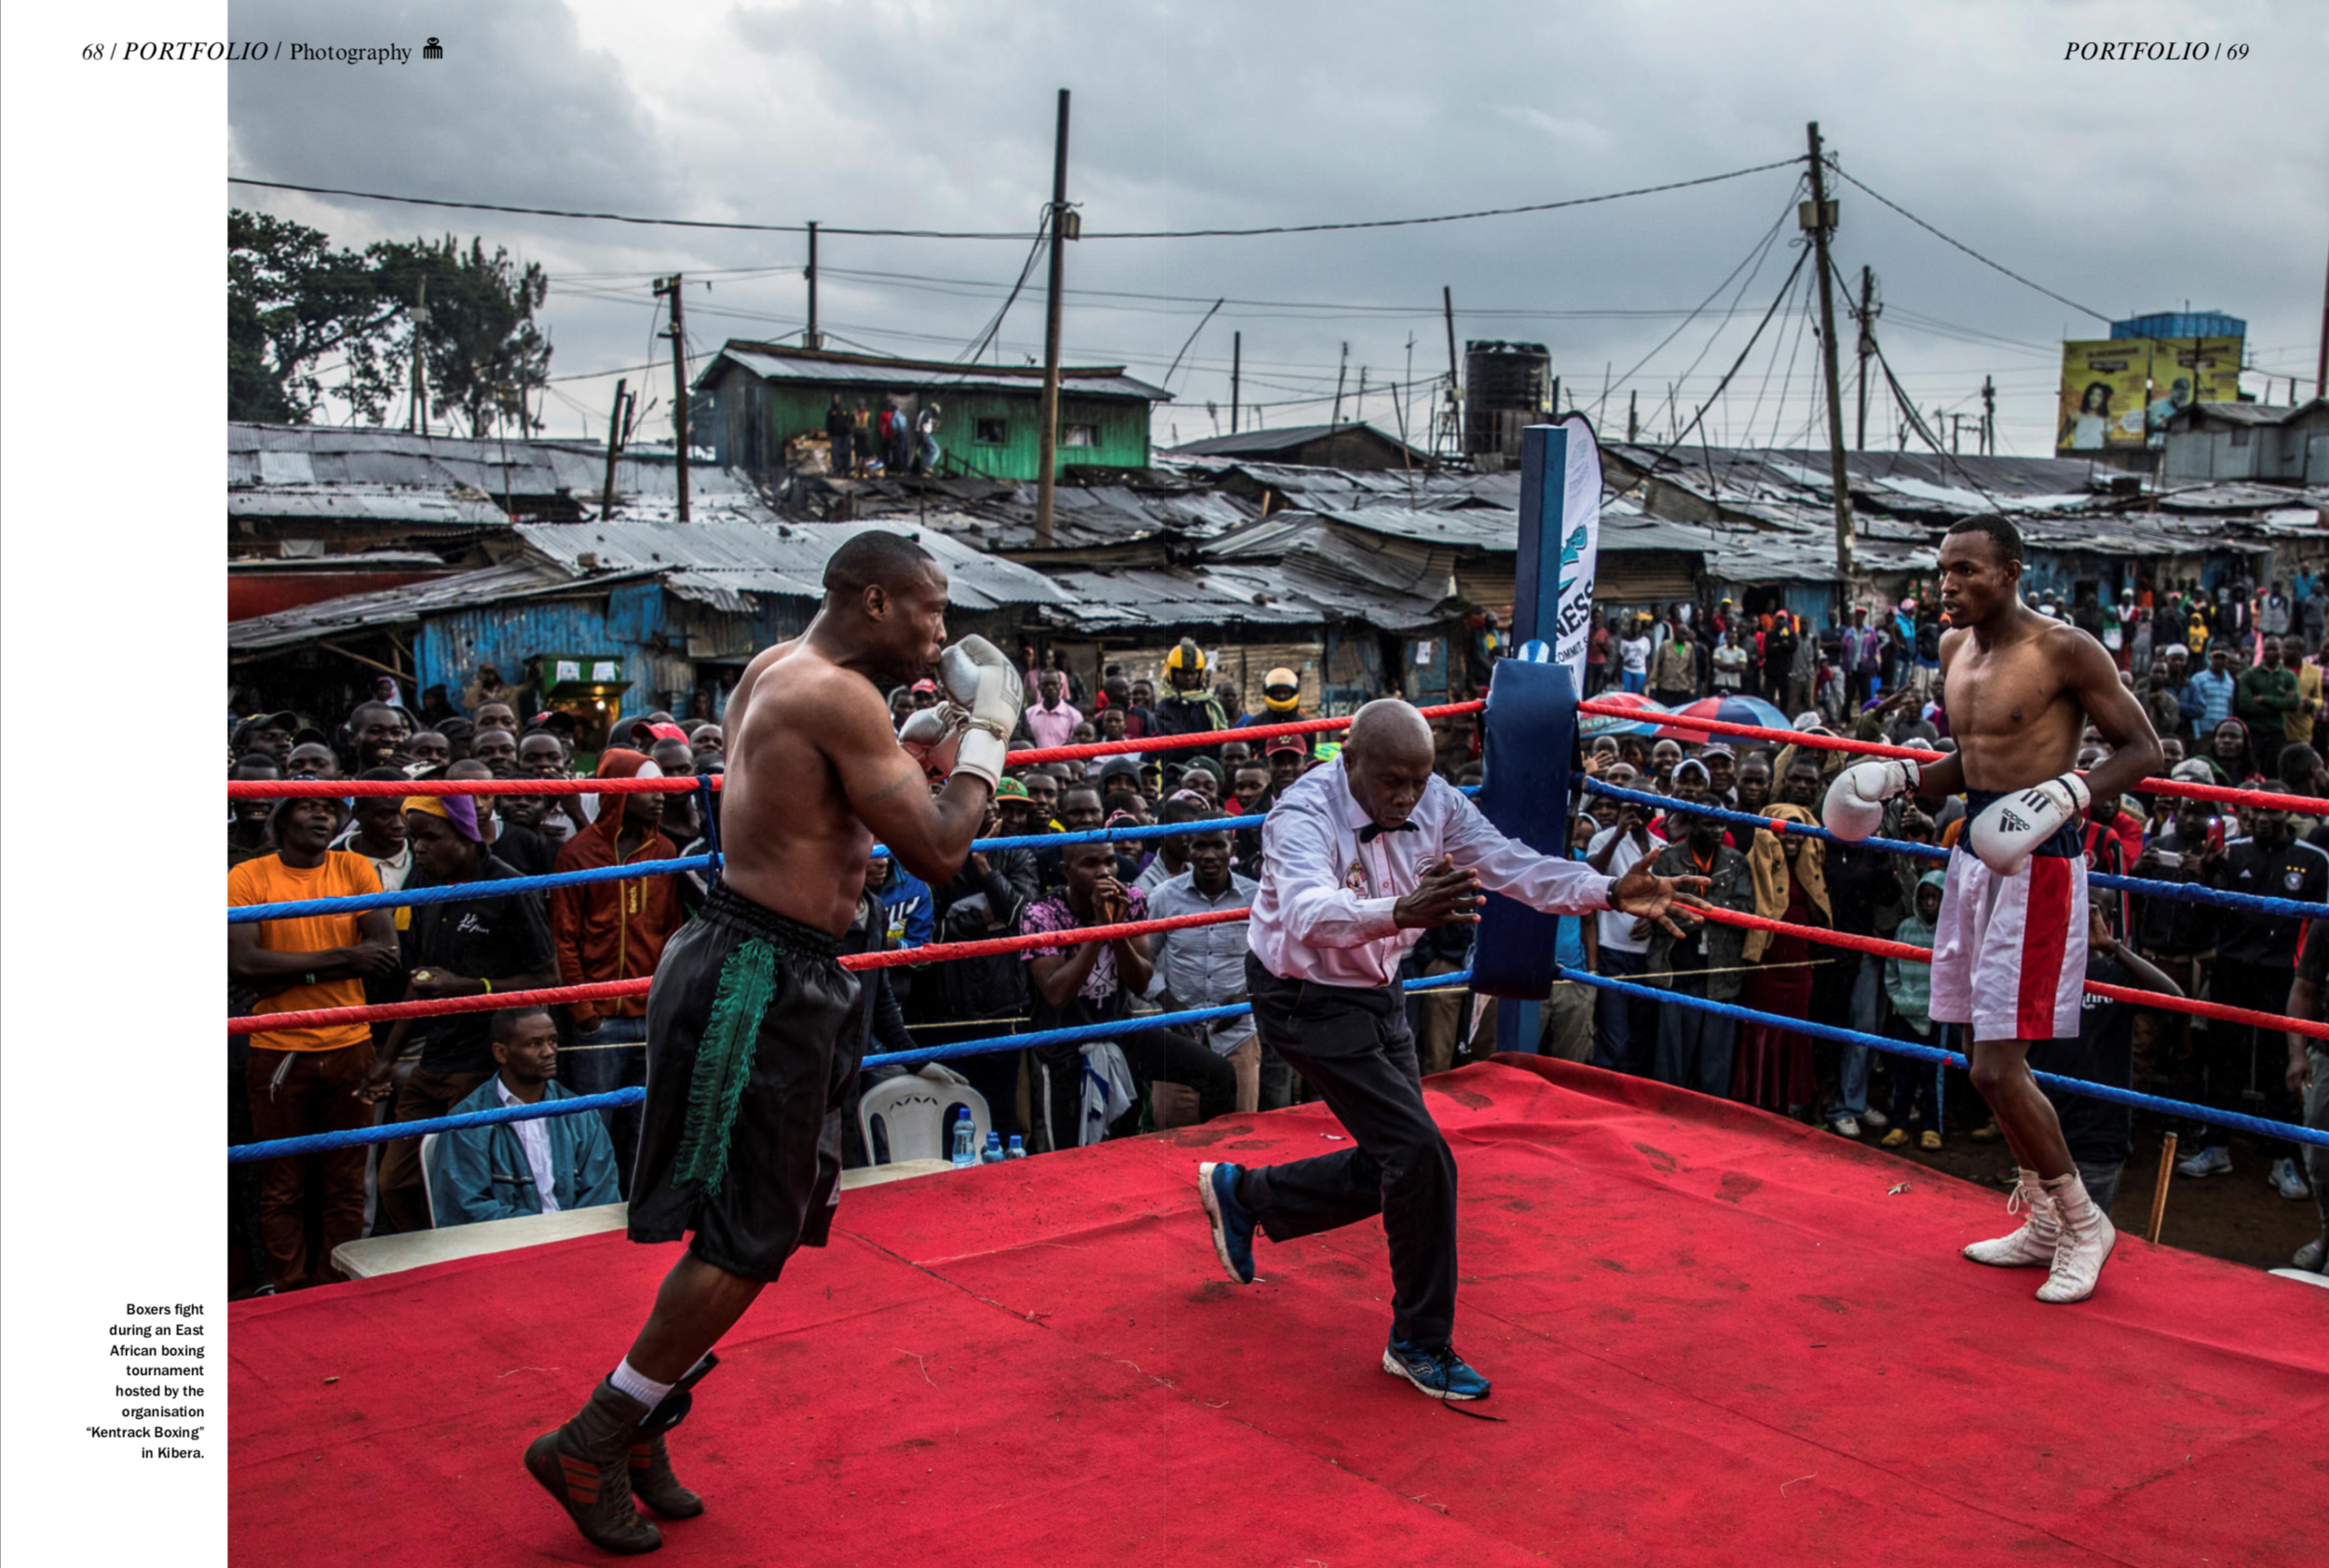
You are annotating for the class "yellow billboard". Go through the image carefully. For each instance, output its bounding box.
[2058,334,2246,453]
[2142,336,2243,435]
[2057,340,2150,452]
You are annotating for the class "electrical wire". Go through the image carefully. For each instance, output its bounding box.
[1608,244,1811,498]
[1591,189,1799,422]
[1824,163,2112,323]
[232,158,1797,242]
[960,208,1052,362]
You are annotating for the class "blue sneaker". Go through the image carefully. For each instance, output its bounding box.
[1382,1339,1491,1402]
[1197,1162,1257,1285]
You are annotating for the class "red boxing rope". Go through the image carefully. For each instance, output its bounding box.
[227,701,1490,799]
[1003,700,1486,765]
[229,906,1252,1035]
[1583,698,2329,817]
[1686,902,2329,1043]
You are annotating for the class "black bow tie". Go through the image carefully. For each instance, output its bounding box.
[1358,821,1419,843]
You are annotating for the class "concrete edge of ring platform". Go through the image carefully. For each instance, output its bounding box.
[327,1159,957,1281]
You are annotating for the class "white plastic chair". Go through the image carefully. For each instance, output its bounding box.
[858,1070,990,1165]
[417,1132,443,1225]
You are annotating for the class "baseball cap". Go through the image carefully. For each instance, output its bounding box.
[1265,735,1310,757]
[631,719,690,745]
[233,710,300,738]
[993,776,1030,800]
[911,678,938,695]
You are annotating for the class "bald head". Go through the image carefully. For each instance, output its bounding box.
[1342,700,1437,829]
[1344,700,1435,768]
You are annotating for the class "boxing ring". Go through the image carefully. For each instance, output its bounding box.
[224,421,2327,1562]
[225,697,2329,1567]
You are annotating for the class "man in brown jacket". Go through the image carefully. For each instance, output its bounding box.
[550,748,684,1184]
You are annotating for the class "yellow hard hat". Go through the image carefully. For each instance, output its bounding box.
[1261,668,1301,713]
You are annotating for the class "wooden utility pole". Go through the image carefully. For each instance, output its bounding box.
[805,221,821,349]
[1354,365,1368,426]
[406,275,429,433]
[2316,241,2326,397]
[600,376,628,514]
[1034,89,1072,550]
[1854,265,1875,451]
[1628,389,1639,443]
[1442,287,1460,455]
[655,274,691,521]
[1804,120,1854,578]
[1332,342,1349,428]
[1230,331,1242,433]
[1549,375,1561,419]
[1982,375,1996,455]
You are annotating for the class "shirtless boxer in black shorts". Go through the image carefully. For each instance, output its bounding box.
[524,531,1023,1553]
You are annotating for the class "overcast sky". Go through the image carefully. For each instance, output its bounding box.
[227,0,2326,459]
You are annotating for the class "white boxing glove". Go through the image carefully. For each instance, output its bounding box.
[898,703,968,782]
[1967,774,2091,877]
[933,635,1024,789]
[1821,758,1921,842]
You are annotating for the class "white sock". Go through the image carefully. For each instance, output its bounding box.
[609,1357,675,1407]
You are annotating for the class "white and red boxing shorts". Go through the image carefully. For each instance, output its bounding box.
[1928,790,2088,1043]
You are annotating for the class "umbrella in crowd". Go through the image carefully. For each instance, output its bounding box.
[1656,694,1791,742]
[1578,692,1668,738]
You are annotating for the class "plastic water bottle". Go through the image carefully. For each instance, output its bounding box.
[981,1130,1004,1164]
[949,1111,976,1168]
[1005,1136,1027,1160]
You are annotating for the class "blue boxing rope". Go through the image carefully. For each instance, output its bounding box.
[1575,776,2329,922]
[225,811,1326,924]
[1558,964,2329,1150]
[228,816,1286,921]
[222,971,1478,1163]
[226,959,2329,1160]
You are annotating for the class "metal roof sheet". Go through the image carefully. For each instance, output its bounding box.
[708,347,1169,402]
[226,562,604,651]
[227,486,513,526]
[511,520,1069,608]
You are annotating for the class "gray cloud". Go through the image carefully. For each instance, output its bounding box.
[227,0,2328,456]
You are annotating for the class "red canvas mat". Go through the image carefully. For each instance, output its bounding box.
[232,1057,2329,1565]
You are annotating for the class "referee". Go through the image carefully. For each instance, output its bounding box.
[1198,701,1706,1400]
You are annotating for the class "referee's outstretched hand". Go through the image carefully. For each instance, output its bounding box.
[1394,856,1482,929]
[1611,866,1710,938]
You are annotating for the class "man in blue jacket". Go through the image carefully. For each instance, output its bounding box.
[429,1007,621,1226]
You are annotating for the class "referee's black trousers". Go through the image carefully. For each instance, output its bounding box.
[1238,953,1459,1347]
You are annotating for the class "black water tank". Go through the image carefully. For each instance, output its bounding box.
[1464,340,1550,457]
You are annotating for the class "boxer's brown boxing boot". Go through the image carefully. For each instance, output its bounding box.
[629,1352,719,1520]
[524,1380,662,1554]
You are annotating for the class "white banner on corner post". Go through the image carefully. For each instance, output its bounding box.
[1515,415,1603,693]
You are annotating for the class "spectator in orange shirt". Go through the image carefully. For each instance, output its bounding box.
[228,795,401,1291]
[550,749,684,1183]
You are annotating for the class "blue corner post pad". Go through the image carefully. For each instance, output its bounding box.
[1470,642,1575,1001]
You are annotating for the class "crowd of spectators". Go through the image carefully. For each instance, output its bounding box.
[226,587,2329,1292]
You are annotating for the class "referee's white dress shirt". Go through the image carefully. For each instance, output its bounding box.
[1247,760,1614,989]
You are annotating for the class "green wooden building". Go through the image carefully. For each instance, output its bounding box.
[696,342,1170,483]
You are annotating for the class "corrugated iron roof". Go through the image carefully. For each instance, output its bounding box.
[706,347,1170,402]
[512,520,1070,609]
[227,562,604,651]
[1164,422,1431,461]
[227,486,514,526]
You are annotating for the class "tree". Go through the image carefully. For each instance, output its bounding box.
[359,237,552,439]
[228,211,553,431]
[228,210,402,423]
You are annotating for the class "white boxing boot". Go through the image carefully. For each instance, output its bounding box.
[2036,1172,2117,1304]
[1963,1168,2059,1268]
